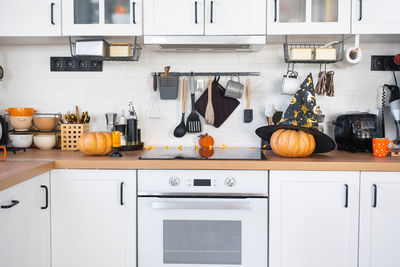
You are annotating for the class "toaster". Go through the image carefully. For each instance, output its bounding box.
[333,113,380,153]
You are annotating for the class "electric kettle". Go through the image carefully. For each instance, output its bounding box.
[0,115,8,145]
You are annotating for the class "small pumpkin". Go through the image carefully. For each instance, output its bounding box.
[199,147,214,158]
[199,133,214,148]
[77,132,113,156]
[270,129,315,158]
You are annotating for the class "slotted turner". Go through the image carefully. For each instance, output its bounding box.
[186,73,202,133]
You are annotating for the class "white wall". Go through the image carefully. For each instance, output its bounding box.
[0,41,399,148]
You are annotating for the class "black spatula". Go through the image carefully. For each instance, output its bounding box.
[244,79,253,123]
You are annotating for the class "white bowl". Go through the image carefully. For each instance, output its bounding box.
[33,135,56,150]
[9,134,33,148]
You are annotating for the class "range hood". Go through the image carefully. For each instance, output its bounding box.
[144,36,266,52]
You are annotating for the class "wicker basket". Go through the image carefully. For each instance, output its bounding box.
[61,124,89,150]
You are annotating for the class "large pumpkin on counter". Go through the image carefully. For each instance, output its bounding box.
[77,132,112,156]
[270,129,316,158]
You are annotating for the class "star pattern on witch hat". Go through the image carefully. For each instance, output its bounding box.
[279,73,318,130]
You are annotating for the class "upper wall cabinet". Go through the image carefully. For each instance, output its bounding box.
[0,0,61,36]
[144,0,266,36]
[62,0,142,36]
[352,0,400,34]
[267,0,351,34]
[144,0,204,35]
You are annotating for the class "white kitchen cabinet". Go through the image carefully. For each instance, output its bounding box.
[62,0,142,36]
[51,169,136,267]
[0,0,61,36]
[204,0,266,35]
[269,171,359,267]
[352,0,400,34]
[144,0,204,35]
[144,0,266,36]
[267,0,351,34]
[0,173,51,267]
[359,172,400,267]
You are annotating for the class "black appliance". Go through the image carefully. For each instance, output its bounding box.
[139,148,266,160]
[0,115,8,145]
[333,113,380,152]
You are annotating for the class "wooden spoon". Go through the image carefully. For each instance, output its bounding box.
[205,77,214,125]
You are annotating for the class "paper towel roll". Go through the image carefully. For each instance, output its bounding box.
[346,35,362,64]
[346,47,362,64]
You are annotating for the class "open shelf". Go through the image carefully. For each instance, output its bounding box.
[283,35,344,64]
[69,36,142,62]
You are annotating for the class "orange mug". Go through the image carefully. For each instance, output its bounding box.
[0,146,6,159]
[373,138,394,158]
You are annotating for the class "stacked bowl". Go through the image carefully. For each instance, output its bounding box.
[6,107,36,131]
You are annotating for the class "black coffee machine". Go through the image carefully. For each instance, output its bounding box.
[333,113,380,152]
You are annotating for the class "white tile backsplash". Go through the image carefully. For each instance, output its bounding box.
[0,41,399,147]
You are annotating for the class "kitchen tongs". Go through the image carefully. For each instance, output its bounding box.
[186,73,202,133]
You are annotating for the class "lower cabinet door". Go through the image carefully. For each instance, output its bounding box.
[0,172,50,267]
[51,170,136,267]
[269,171,359,267]
[359,172,400,267]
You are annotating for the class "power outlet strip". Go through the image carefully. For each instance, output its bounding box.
[371,55,400,71]
[50,57,103,72]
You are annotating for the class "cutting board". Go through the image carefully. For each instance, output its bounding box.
[195,78,240,128]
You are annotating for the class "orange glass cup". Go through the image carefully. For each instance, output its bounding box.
[373,138,394,158]
[0,146,6,159]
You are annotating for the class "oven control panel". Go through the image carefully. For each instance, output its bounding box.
[169,177,236,188]
[138,170,268,195]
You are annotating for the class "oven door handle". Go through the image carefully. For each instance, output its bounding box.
[152,201,252,210]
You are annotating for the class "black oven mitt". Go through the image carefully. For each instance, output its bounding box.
[195,77,240,128]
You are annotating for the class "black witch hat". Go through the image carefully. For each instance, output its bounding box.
[256,73,335,153]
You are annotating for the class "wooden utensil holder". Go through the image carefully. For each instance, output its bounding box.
[61,124,89,150]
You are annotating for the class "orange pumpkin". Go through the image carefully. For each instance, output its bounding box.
[77,132,113,156]
[270,129,316,158]
[199,133,214,148]
[199,147,214,158]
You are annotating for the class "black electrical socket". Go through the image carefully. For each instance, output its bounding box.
[50,57,103,72]
[371,55,400,71]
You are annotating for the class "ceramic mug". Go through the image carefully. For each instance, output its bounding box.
[372,138,394,158]
[0,146,6,159]
[282,71,301,95]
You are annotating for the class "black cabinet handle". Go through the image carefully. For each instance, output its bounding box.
[359,0,362,21]
[1,200,19,209]
[41,185,49,210]
[344,184,349,208]
[132,2,136,24]
[51,3,55,25]
[210,1,214,23]
[274,0,277,22]
[372,184,377,208]
[194,1,198,24]
[120,182,124,206]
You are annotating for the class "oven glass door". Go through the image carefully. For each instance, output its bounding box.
[138,197,267,267]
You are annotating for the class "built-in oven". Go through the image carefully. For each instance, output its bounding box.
[138,170,268,267]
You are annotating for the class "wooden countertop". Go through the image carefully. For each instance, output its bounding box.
[1,148,400,191]
[0,160,54,191]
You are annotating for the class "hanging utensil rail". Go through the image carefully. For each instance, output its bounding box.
[151,72,260,77]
